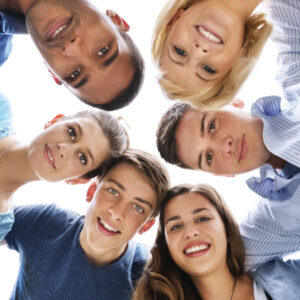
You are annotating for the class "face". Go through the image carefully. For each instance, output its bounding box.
[26,0,135,104]
[80,163,157,261]
[164,192,228,277]
[27,115,110,181]
[175,108,270,175]
[161,1,245,91]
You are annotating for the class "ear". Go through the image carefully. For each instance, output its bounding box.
[86,181,98,203]
[167,8,185,28]
[231,99,244,109]
[138,218,156,235]
[65,177,91,185]
[106,9,130,32]
[47,69,62,85]
[44,114,65,129]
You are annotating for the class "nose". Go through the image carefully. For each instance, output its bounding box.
[108,202,125,222]
[57,143,71,160]
[62,36,84,58]
[222,137,233,157]
[185,224,200,239]
[192,41,209,56]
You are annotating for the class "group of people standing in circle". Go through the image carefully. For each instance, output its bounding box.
[1,0,300,299]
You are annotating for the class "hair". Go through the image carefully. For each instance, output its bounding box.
[152,0,273,110]
[133,184,245,300]
[81,32,145,111]
[63,109,129,179]
[99,149,170,217]
[156,102,192,168]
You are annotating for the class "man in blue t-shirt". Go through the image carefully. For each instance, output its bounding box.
[4,149,170,300]
[0,0,144,110]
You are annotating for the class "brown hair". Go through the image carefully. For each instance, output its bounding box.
[156,102,192,168]
[152,0,272,109]
[133,184,245,300]
[99,149,170,217]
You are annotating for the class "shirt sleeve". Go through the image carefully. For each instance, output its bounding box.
[0,93,13,139]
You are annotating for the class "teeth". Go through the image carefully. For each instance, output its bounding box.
[51,24,67,39]
[100,219,119,233]
[185,244,208,254]
[198,27,221,43]
[48,150,54,164]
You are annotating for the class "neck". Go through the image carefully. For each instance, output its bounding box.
[79,226,128,267]
[0,138,39,195]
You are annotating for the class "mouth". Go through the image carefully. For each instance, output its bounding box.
[183,242,211,257]
[195,25,223,44]
[46,17,73,42]
[237,135,247,163]
[44,144,56,169]
[97,217,121,236]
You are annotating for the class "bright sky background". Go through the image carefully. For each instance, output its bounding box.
[0,0,284,298]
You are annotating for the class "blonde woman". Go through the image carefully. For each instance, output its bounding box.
[152,0,298,109]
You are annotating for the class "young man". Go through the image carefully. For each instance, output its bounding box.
[0,0,144,110]
[4,149,170,299]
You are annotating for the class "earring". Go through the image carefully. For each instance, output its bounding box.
[47,69,62,85]
[65,178,91,185]
[86,182,97,202]
[44,114,65,129]
[106,9,130,32]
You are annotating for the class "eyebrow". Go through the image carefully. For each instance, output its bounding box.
[198,114,207,169]
[106,179,153,209]
[76,123,94,164]
[165,208,209,226]
[73,75,90,89]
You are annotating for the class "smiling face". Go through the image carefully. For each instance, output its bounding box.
[80,163,157,263]
[175,108,270,175]
[26,0,134,105]
[160,1,244,91]
[164,192,228,277]
[27,115,110,181]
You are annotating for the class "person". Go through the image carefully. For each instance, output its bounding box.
[0,92,128,241]
[4,149,170,299]
[0,0,144,110]
[134,183,300,300]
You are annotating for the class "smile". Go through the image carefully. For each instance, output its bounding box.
[195,26,223,44]
[237,135,247,163]
[47,17,73,42]
[97,217,121,235]
[44,144,56,169]
[183,242,211,257]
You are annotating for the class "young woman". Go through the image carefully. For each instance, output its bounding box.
[0,92,128,240]
[134,184,300,299]
[152,0,297,109]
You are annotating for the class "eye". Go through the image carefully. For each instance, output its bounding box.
[96,45,110,57]
[196,216,210,223]
[68,68,81,81]
[133,204,144,214]
[206,152,213,166]
[78,152,87,165]
[209,120,216,135]
[202,64,216,74]
[68,127,77,141]
[170,224,182,232]
[174,45,187,57]
[107,187,119,197]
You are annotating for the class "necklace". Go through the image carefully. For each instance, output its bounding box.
[230,277,237,300]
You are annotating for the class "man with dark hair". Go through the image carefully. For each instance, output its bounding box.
[0,0,144,109]
[4,149,170,299]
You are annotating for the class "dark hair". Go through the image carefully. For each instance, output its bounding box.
[99,149,170,217]
[133,184,245,300]
[66,110,129,179]
[81,32,144,111]
[156,102,192,168]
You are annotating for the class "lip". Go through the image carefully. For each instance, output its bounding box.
[195,25,223,45]
[97,217,121,237]
[46,17,73,42]
[237,135,247,163]
[183,241,211,258]
[44,144,56,169]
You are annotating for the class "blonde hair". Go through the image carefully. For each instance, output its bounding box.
[152,0,273,110]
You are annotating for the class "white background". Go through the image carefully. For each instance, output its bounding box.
[0,1,283,298]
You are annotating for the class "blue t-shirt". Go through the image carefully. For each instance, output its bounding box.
[5,204,150,300]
